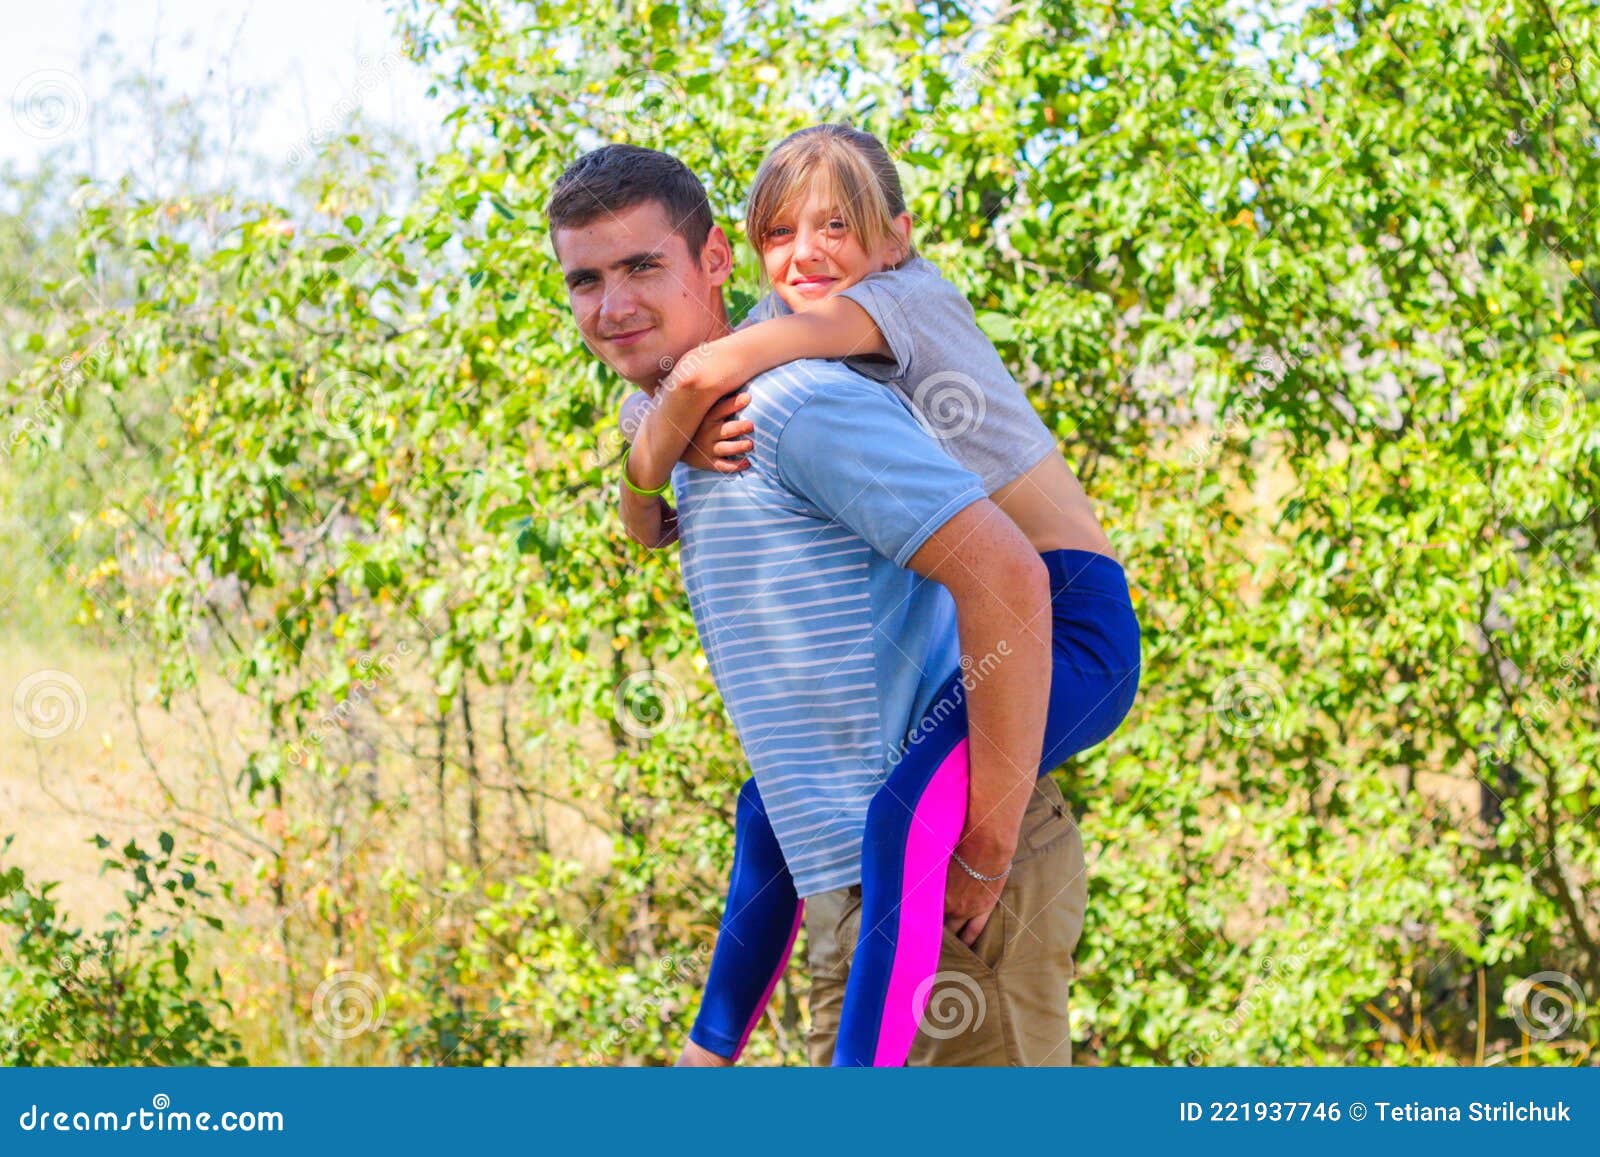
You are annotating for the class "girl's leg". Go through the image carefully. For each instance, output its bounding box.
[832,669,971,1067]
[831,549,1142,1066]
[1036,548,1142,773]
[688,775,803,1060]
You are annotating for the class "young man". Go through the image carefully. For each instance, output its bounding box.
[548,144,1088,1065]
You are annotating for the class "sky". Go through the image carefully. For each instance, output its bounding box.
[1,0,440,193]
[1,0,1323,209]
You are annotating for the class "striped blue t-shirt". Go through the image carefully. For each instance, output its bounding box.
[672,359,988,897]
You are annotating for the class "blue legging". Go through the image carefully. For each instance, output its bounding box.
[687,548,1142,1065]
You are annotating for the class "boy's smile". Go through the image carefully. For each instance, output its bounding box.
[554,200,732,386]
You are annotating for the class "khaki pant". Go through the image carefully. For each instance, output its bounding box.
[804,774,1088,1066]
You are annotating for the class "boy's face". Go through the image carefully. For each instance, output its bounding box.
[554,200,732,386]
[759,178,910,314]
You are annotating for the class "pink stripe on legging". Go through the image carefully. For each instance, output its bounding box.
[735,898,804,1058]
[872,739,969,1066]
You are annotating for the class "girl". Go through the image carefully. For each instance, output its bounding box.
[618,123,1141,1066]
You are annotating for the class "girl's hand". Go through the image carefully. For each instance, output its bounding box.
[683,391,755,473]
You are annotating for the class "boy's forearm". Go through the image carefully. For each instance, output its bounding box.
[954,562,1051,865]
[956,580,1049,863]
[618,485,678,548]
[904,502,1051,863]
[953,582,1056,864]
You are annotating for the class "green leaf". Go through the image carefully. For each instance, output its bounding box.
[976,310,1017,342]
[487,501,533,530]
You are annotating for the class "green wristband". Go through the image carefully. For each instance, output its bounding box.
[622,445,672,497]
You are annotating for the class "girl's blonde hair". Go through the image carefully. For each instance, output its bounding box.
[744,123,916,283]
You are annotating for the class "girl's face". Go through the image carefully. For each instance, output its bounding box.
[759,179,909,313]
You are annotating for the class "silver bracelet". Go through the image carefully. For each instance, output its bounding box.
[951,848,1013,883]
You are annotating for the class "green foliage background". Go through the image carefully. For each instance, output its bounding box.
[2,0,1597,1065]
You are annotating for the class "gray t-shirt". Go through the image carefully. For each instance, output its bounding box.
[741,255,1059,493]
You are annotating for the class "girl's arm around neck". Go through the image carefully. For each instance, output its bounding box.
[728,293,891,374]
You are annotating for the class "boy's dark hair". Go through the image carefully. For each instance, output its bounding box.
[546,144,714,262]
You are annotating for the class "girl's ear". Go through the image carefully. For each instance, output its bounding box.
[888,211,914,266]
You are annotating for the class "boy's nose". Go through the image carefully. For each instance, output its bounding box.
[600,284,639,324]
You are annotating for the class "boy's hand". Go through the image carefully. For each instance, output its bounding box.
[943,842,1010,947]
[683,391,755,474]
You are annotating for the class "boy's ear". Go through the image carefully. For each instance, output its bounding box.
[702,224,735,287]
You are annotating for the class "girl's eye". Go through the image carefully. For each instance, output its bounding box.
[826,218,847,233]
[767,226,793,239]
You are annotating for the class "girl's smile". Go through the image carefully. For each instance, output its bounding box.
[761,179,904,313]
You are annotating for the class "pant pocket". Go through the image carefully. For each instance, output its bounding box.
[995,835,1083,1065]
[1017,776,1075,858]
[938,892,1006,980]
[1002,825,1086,980]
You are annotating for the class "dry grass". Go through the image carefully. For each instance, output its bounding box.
[2,622,616,929]
[2,631,190,922]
